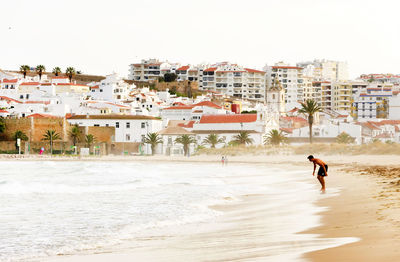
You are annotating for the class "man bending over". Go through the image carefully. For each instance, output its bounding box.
[307,155,328,191]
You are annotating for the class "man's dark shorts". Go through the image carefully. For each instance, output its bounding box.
[317,165,328,177]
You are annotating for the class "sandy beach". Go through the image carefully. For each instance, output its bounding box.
[2,154,400,261]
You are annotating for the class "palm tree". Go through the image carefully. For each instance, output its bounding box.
[298,99,322,144]
[231,131,253,145]
[202,134,225,148]
[336,132,354,144]
[52,67,62,76]
[85,134,96,150]
[143,132,163,155]
[13,130,28,150]
[69,124,82,146]
[19,65,30,79]
[175,135,196,156]
[65,67,76,83]
[35,65,46,80]
[42,130,61,154]
[264,129,287,145]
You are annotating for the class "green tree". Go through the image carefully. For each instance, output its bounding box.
[143,132,163,155]
[231,131,253,145]
[69,124,82,146]
[164,73,178,82]
[13,130,28,150]
[175,134,196,156]
[42,130,61,154]
[336,132,354,144]
[19,65,30,79]
[263,129,287,145]
[298,99,322,144]
[66,67,76,83]
[52,67,62,76]
[85,134,96,149]
[35,65,46,80]
[202,134,225,148]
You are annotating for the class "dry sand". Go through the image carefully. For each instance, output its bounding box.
[4,154,400,261]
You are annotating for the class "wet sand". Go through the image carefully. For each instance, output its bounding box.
[3,154,400,261]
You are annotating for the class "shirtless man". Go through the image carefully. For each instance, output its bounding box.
[307,155,328,191]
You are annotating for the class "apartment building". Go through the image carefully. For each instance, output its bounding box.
[359,73,400,84]
[298,59,348,81]
[175,65,202,82]
[199,62,266,102]
[351,82,392,119]
[319,81,352,114]
[128,59,180,82]
[264,62,303,110]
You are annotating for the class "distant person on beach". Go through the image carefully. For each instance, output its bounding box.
[307,155,328,191]
[221,156,225,165]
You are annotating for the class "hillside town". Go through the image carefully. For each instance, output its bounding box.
[1,59,400,155]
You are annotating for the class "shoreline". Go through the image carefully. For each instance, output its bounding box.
[3,154,400,261]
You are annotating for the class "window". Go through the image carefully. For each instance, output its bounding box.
[126,134,131,141]
[141,135,145,142]
[126,122,130,128]
[116,122,120,128]
[100,89,103,92]
[94,124,100,127]
[106,124,109,127]
[141,122,146,128]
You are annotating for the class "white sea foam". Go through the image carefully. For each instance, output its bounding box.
[0,161,356,262]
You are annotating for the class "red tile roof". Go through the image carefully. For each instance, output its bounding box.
[24,101,51,105]
[177,66,190,71]
[194,101,221,109]
[0,96,22,104]
[0,109,9,113]
[52,76,69,79]
[27,113,58,119]
[20,82,40,86]
[178,121,195,128]
[172,102,186,106]
[91,85,99,89]
[288,107,299,113]
[245,68,265,74]
[204,67,217,72]
[163,106,194,110]
[199,114,257,124]
[1,78,18,83]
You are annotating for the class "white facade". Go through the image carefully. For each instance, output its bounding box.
[297,59,349,81]
[89,73,134,102]
[128,59,180,81]
[67,115,163,145]
[200,62,266,102]
[265,63,303,110]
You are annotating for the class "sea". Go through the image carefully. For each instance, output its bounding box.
[0,161,357,262]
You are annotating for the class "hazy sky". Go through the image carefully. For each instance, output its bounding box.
[1,0,399,78]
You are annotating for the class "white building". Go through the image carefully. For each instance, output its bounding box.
[67,115,163,147]
[200,62,266,102]
[128,59,180,82]
[89,73,134,102]
[297,59,349,81]
[265,63,303,110]
[161,101,228,121]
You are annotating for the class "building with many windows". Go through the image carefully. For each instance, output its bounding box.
[199,62,266,102]
[128,59,181,82]
[264,62,303,110]
[297,59,348,81]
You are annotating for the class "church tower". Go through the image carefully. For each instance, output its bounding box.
[266,76,285,114]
